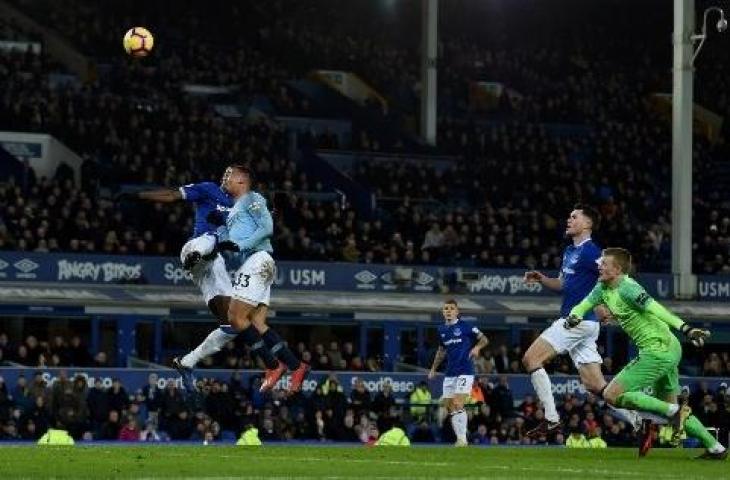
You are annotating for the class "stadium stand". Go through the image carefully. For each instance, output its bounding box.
[3,0,730,272]
[1,0,730,451]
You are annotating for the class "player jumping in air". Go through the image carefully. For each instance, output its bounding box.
[131,169,236,323]
[522,205,639,438]
[181,165,309,393]
[131,166,309,393]
[429,299,489,446]
[567,248,726,460]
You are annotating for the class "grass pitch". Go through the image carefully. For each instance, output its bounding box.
[0,445,725,479]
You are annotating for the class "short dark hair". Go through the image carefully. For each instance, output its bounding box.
[228,164,253,181]
[574,203,601,230]
[444,299,458,306]
[603,247,632,273]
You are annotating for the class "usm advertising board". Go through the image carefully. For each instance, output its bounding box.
[0,250,728,300]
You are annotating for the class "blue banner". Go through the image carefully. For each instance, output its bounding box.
[697,275,730,300]
[0,368,727,400]
[0,250,718,300]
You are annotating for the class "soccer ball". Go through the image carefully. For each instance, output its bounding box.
[123,27,154,57]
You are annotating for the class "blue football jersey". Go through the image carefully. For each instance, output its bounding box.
[560,238,601,320]
[438,320,482,376]
[179,182,234,238]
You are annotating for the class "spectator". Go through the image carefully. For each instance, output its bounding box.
[107,378,129,413]
[140,420,167,442]
[118,416,140,441]
[327,342,343,369]
[409,381,431,421]
[87,379,109,427]
[372,383,396,416]
[166,410,193,440]
[142,373,163,414]
[493,346,511,374]
[99,410,121,440]
[93,352,109,368]
[350,378,372,413]
[491,376,515,417]
[470,424,490,444]
[12,375,33,414]
[68,336,91,367]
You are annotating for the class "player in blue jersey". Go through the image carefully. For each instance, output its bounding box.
[522,204,638,438]
[132,172,235,321]
[428,299,489,446]
[180,165,310,393]
[133,166,308,394]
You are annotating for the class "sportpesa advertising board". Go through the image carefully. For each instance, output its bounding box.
[0,368,726,399]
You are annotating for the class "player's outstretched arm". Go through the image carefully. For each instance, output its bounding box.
[428,347,445,379]
[644,300,711,347]
[566,283,604,327]
[523,271,563,292]
[137,189,183,203]
[643,300,684,330]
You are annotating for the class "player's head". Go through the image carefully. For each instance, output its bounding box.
[221,164,253,197]
[566,204,600,238]
[598,247,632,282]
[442,299,459,322]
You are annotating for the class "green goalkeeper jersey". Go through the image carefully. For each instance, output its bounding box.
[570,275,684,352]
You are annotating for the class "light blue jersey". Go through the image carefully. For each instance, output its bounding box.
[218,191,273,259]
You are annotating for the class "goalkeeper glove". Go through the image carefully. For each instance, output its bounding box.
[680,323,711,347]
[563,314,582,329]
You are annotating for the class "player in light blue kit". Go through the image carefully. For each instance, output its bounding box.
[522,204,638,438]
[134,166,308,394]
[183,165,310,393]
[428,299,489,446]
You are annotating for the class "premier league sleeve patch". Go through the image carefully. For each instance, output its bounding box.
[635,292,651,308]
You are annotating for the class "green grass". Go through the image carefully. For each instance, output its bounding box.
[0,445,725,479]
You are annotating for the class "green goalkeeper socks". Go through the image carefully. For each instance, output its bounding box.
[615,392,673,416]
[685,415,718,449]
[616,393,719,449]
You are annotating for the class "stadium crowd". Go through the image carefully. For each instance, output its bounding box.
[3,329,730,382]
[1,366,729,445]
[0,331,381,372]
[2,1,730,273]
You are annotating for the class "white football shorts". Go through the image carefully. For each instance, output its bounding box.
[231,250,276,306]
[539,318,602,367]
[180,236,232,304]
[442,375,474,399]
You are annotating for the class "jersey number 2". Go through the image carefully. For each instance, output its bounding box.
[235,273,251,288]
[457,377,467,388]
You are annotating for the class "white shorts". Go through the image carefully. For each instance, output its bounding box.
[442,375,474,399]
[539,318,602,367]
[231,251,275,306]
[180,237,232,304]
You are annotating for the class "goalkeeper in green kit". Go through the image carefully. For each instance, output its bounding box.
[566,247,726,460]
